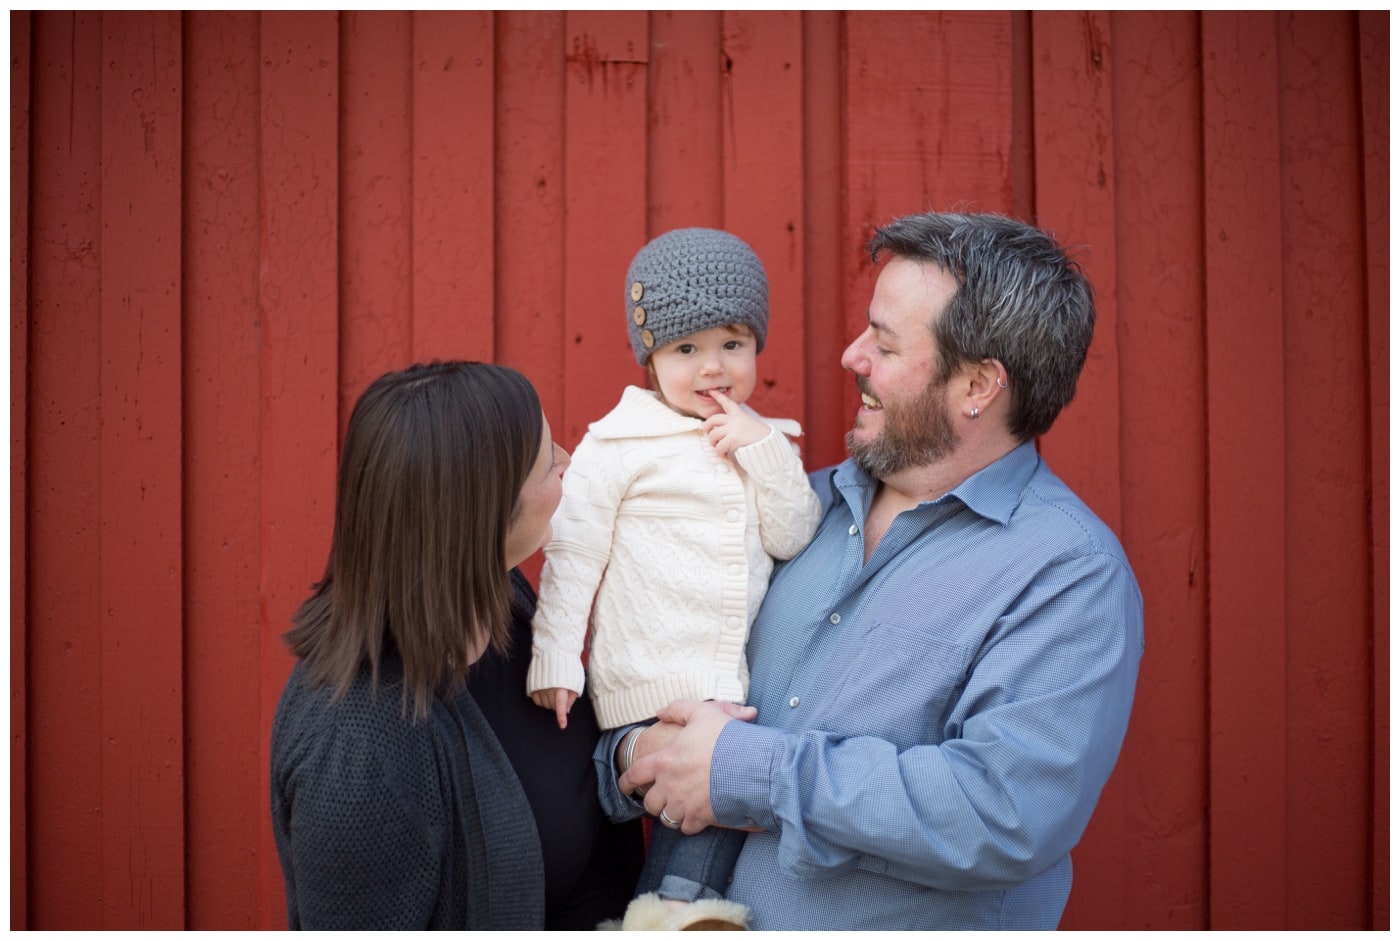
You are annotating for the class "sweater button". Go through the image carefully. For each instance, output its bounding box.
[726,509,740,522]
[727,617,741,632]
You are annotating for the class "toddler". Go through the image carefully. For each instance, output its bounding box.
[527,228,821,928]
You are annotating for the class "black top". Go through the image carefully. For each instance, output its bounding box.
[468,569,644,929]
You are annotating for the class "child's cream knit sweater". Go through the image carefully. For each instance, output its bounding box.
[527,386,821,729]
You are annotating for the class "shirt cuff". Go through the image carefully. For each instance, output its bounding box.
[592,724,646,823]
[711,720,787,830]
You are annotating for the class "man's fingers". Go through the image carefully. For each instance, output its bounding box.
[654,697,756,725]
[716,701,758,721]
[618,754,655,797]
[654,698,703,725]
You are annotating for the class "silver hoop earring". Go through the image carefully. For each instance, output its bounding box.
[996,377,1008,389]
[969,406,980,420]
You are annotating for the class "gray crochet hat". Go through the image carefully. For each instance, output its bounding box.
[624,228,769,364]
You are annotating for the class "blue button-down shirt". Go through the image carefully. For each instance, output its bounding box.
[599,441,1143,929]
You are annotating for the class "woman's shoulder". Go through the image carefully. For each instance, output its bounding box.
[273,659,446,781]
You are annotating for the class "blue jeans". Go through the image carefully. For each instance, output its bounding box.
[637,822,747,902]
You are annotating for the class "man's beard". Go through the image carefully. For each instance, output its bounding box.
[847,373,960,478]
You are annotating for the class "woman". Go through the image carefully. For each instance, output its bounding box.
[270,360,636,929]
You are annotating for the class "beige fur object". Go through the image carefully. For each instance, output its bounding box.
[599,892,750,931]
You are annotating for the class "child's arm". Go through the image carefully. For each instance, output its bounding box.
[731,414,823,561]
[527,434,624,728]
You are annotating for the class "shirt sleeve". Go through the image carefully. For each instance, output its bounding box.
[734,428,822,561]
[281,724,446,929]
[592,724,648,824]
[709,549,1143,893]
[527,433,625,697]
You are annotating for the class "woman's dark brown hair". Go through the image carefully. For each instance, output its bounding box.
[285,360,544,719]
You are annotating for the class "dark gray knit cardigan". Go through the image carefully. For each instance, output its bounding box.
[271,653,545,929]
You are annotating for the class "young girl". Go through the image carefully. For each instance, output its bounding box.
[527,228,821,929]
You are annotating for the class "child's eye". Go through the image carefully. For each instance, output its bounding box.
[676,343,696,354]
[723,339,745,351]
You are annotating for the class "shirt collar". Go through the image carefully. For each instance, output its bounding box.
[831,439,1039,526]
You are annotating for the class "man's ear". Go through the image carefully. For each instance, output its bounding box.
[959,358,1008,420]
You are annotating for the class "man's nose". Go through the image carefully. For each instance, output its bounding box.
[840,333,867,372]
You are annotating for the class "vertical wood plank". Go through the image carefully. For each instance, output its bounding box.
[340,11,411,424]
[1031,11,1122,531]
[494,11,565,583]
[412,11,494,363]
[1357,9,1389,931]
[1094,11,1207,930]
[1029,13,1125,925]
[494,13,564,400]
[1277,11,1371,928]
[647,11,722,233]
[9,10,31,928]
[721,11,805,424]
[26,12,105,926]
[183,10,264,928]
[800,11,847,471]
[1010,12,1035,224]
[98,11,185,927]
[257,11,340,926]
[561,11,648,449]
[1201,11,1288,927]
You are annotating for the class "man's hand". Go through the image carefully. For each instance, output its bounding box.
[530,687,577,729]
[618,699,756,834]
[703,390,771,457]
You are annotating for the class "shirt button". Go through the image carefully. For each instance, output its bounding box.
[829,613,841,625]
[848,524,858,536]
[788,696,800,708]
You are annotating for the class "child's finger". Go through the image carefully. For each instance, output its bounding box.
[554,688,571,729]
[709,389,740,414]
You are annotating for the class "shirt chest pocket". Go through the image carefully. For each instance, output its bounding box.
[812,620,977,748]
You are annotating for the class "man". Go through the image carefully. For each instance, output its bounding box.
[604,211,1144,930]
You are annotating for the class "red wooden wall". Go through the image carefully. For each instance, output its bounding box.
[9,11,1388,930]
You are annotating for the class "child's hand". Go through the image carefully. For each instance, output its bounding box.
[531,687,578,729]
[703,390,771,457]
